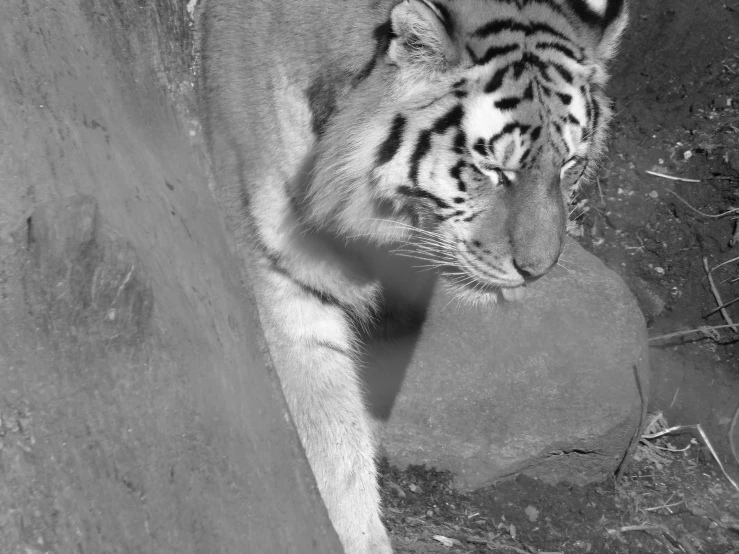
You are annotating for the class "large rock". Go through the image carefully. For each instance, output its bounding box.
[366,241,649,490]
[0,0,342,552]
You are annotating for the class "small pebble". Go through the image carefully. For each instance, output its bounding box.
[525,505,539,522]
[649,190,659,199]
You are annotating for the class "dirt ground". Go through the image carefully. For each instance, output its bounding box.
[381,1,739,553]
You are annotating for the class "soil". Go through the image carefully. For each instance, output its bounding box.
[381,1,739,553]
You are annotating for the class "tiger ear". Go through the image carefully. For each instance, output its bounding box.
[388,0,458,72]
[570,0,629,63]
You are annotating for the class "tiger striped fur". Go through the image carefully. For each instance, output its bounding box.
[200,0,627,552]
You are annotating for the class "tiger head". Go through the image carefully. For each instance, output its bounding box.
[306,0,627,303]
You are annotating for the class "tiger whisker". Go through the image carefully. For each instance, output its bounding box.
[403,245,456,258]
[391,253,452,266]
[400,238,456,250]
[390,245,456,260]
[367,218,455,245]
[390,245,454,257]
[557,255,584,271]
[413,264,451,272]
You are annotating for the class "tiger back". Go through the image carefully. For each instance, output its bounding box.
[200,1,627,552]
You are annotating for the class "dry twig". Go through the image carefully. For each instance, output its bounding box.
[705,295,739,317]
[731,403,739,468]
[679,536,700,554]
[666,189,739,218]
[641,423,739,492]
[648,324,739,342]
[645,170,701,183]
[645,442,692,453]
[712,255,739,272]
[488,545,533,554]
[615,365,647,483]
[644,499,685,513]
[618,524,670,533]
[703,256,738,332]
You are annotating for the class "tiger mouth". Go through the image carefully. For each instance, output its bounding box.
[499,285,527,302]
[439,262,528,303]
[390,236,526,299]
[455,250,525,289]
[436,249,528,302]
[441,269,528,303]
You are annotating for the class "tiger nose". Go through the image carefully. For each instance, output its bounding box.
[512,254,558,280]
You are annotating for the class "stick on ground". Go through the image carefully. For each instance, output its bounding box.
[731,403,739,467]
[703,256,738,333]
[666,190,739,218]
[648,324,739,342]
[645,170,701,183]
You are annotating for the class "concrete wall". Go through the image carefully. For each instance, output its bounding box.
[0,0,342,552]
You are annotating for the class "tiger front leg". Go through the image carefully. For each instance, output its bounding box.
[255,266,393,554]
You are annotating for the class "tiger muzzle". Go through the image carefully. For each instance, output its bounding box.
[469,172,566,283]
[510,199,566,279]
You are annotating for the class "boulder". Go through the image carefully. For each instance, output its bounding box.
[366,241,649,491]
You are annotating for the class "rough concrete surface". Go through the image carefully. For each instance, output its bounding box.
[0,0,342,552]
[370,242,649,491]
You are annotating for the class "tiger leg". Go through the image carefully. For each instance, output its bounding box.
[255,266,392,554]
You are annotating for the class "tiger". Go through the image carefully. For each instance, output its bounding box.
[199,0,627,552]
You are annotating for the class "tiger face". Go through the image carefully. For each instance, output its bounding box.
[306,0,627,303]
